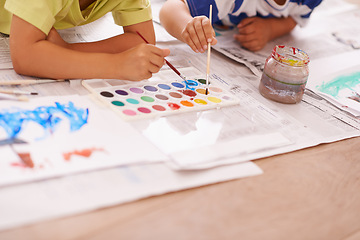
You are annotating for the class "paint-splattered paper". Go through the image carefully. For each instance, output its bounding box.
[308,66,360,117]
[0,95,167,187]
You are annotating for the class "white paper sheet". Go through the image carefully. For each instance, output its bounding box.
[0,69,62,85]
[0,161,263,231]
[0,95,168,187]
[307,51,360,117]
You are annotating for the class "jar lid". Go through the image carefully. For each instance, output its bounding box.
[272,45,310,66]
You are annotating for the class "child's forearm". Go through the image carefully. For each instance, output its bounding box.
[12,39,120,79]
[159,0,193,42]
[10,16,160,80]
[267,17,297,41]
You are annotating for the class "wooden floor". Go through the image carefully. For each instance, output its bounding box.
[1,136,359,240]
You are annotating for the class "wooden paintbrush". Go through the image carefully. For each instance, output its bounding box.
[205,4,213,95]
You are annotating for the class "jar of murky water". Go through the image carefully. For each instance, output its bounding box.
[259,45,310,104]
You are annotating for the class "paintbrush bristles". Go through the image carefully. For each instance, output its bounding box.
[205,5,213,95]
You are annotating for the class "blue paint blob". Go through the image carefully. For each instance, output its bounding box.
[158,84,171,90]
[171,82,185,89]
[0,101,89,140]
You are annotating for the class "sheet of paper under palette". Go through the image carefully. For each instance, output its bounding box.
[82,77,240,120]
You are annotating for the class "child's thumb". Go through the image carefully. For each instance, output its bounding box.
[162,48,170,57]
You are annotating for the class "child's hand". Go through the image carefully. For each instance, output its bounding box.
[234,17,271,52]
[115,43,170,81]
[181,16,217,53]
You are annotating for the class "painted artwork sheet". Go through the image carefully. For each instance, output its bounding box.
[0,95,167,187]
[308,64,360,117]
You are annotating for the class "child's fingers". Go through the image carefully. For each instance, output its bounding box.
[211,37,218,46]
[194,18,208,51]
[182,30,201,53]
[234,34,261,51]
[238,27,255,35]
[149,53,167,69]
[188,28,203,52]
[190,20,206,52]
[237,23,256,35]
[234,32,256,44]
[210,28,218,45]
[148,62,162,74]
[148,46,170,68]
[162,48,170,57]
[237,17,255,28]
[181,16,217,53]
[148,44,169,56]
[243,41,261,51]
[201,17,215,43]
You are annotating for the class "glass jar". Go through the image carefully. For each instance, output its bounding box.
[259,45,310,104]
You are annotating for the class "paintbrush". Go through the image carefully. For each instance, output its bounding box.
[136,31,188,82]
[205,5,213,95]
[0,79,65,85]
[0,92,28,101]
[0,89,38,95]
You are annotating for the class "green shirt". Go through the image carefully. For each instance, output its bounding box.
[0,0,152,35]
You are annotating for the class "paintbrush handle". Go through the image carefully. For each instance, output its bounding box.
[0,92,28,101]
[0,89,37,95]
[207,4,213,76]
[165,59,181,76]
[206,5,213,84]
[206,43,211,75]
[0,79,64,85]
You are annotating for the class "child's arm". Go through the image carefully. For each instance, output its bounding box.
[10,15,169,80]
[159,0,216,53]
[234,17,297,52]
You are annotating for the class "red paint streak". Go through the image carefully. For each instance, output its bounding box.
[18,153,34,168]
[63,148,104,161]
[11,162,26,168]
[167,102,181,110]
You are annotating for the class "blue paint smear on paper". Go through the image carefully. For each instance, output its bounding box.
[317,72,360,98]
[0,101,89,139]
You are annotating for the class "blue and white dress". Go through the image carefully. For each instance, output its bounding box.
[185,0,323,27]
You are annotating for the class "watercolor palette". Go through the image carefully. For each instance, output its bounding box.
[82,78,240,120]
